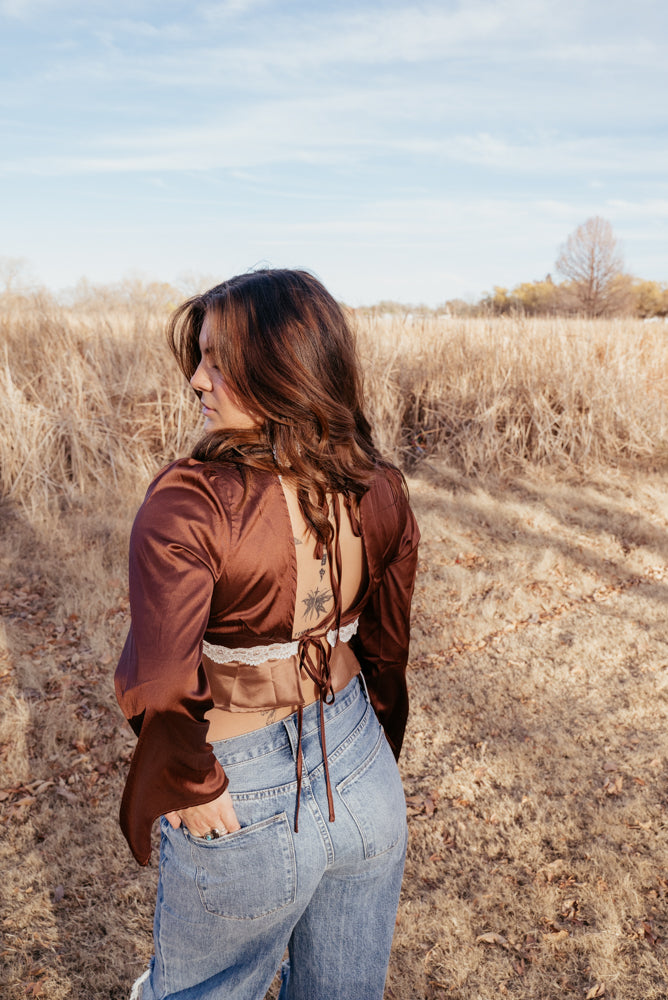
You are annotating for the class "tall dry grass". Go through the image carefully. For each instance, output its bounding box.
[2,291,668,999]
[357,312,668,474]
[1,294,667,524]
[0,292,195,519]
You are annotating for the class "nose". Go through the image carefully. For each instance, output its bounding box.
[190,360,212,393]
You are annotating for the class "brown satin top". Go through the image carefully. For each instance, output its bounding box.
[115,459,420,865]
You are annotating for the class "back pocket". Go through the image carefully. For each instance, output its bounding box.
[191,812,296,919]
[336,731,407,859]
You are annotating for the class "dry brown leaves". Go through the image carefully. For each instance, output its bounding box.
[417,562,667,667]
[405,792,438,819]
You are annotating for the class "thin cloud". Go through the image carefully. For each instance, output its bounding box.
[22,1,552,89]
[1,0,102,18]
[418,133,668,175]
[198,0,276,20]
[4,120,666,179]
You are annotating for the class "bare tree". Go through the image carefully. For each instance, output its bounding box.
[555,216,630,317]
[0,256,32,294]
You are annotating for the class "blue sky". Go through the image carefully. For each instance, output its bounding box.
[1,0,667,305]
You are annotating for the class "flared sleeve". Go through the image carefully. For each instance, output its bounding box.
[353,474,420,759]
[115,460,230,865]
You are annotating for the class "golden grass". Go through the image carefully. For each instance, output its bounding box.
[396,463,668,1000]
[1,292,668,998]
[357,312,668,474]
[1,295,666,519]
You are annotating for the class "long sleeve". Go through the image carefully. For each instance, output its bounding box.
[353,479,420,759]
[115,460,230,865]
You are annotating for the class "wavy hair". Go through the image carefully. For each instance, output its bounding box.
[168,269,399,545]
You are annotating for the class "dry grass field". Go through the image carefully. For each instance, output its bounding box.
[1,293,667,999]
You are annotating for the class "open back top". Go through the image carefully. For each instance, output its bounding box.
[201,479,366,722]
[115,459,419,864]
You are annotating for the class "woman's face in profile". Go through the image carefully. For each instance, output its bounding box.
[190,315,258,432]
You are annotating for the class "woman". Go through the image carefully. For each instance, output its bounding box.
[115,269,420,1000]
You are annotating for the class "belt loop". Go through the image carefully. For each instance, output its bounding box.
[282,714,298,760]
[357,671,370,704]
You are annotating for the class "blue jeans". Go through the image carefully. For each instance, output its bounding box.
[140,675,408,1000]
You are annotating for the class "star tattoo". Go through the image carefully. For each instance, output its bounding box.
[302,587,333,621]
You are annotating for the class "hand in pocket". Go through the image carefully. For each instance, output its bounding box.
[165,787,241,838]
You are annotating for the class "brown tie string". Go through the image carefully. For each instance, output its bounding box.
[292,493,345,833]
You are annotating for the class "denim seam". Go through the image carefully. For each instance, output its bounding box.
[299,768,335,867]
[212,741,290,768]
[306,701,373,781]
[336,732,404,859]
[229,782,298,803]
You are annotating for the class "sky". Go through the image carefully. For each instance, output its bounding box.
[1,0,667,306]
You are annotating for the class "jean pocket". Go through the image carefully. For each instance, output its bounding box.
[190,811,296,919]
[336,730,407,859]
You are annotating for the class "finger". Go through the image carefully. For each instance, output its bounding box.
[219,793,241,833]
[164,811,182,829]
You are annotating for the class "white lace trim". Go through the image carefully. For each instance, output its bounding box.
[202,617,359,666]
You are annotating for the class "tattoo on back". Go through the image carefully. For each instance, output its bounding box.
[302,587,333,621]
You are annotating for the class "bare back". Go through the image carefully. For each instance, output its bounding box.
[204,479,365,740]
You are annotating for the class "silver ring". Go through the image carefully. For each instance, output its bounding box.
[204,828,224,841]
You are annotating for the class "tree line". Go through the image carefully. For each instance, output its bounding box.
[2,217,666,320]
[371,218,668,320]
[477,217,666,318]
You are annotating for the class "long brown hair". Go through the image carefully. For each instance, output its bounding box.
[168,268,397,545]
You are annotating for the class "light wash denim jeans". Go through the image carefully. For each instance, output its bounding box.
[138,675,408,1000]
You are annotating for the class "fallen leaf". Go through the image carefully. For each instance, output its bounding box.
[560,898,579,921]
[540,859,569,882]
[635,919,661,947]
[585,984,605,999]
[602,775,623,796]
[542,929,569,943]
[476,932,510,950]
[25,983,46,998]
[55,786,79,805]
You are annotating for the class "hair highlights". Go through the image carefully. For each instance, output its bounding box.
[168,269,400,543]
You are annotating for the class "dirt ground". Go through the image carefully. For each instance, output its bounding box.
[1,461,668,999]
